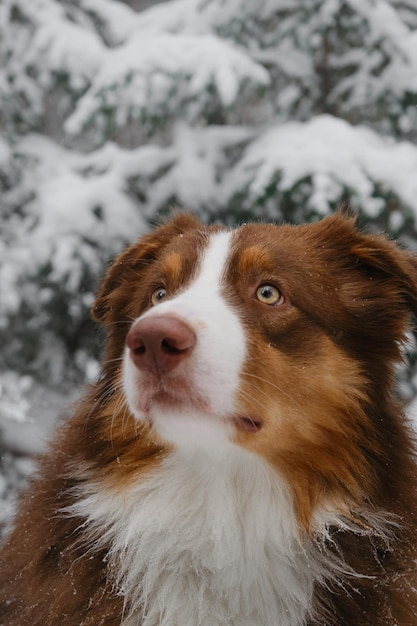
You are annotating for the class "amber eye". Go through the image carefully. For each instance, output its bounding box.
[255,284,282,306]
[151,287,167,306]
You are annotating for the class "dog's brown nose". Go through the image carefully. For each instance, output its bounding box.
[126,315,196,373]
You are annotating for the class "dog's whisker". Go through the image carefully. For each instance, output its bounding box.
[240,369,306,411]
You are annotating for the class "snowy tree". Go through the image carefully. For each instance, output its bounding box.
[1,0,417,529]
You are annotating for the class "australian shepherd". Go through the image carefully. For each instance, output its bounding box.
[1,211,417,625]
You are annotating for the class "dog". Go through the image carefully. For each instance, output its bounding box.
[1,211,417,625]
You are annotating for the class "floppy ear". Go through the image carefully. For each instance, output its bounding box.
[350,235,417,318]
[319,211,417,312]
[316,211,417,349]
[92,212,203,325]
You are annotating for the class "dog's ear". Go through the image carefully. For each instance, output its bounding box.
[92,212,202,325]
[316,211,417,338]
[349,229,417,319]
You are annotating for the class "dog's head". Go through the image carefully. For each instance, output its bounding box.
[93,211,417,527]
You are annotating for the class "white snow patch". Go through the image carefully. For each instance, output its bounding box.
[65,33,269,135]
[231,115,417,218]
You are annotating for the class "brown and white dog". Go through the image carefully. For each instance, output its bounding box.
[1,211,417,625]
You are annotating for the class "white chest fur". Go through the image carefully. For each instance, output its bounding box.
[71,446,329,626]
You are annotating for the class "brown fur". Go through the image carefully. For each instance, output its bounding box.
[1,211,417,625]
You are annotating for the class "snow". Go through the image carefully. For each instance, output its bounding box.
[0,372,79,456]
[231,115,417,218]
[31,17,104,90]
[387,30,417,94]
[65,33,269,136]
[148,123,253,212]
[3,0,105,90]
[0,372,81,535]
[349,0,408,41]
[0,137,10,167]
[128,0,209,37]
[408,399,417,429]
[78,0,137,45]
[0,134,153,317]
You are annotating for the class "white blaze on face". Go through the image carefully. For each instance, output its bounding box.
[123,231,247,447]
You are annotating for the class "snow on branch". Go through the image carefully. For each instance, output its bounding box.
[231,115,417,219]
[1,0,105,91]
[65,33,269,136]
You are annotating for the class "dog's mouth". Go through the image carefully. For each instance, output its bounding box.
[137,392,264,434]
[130,375,264,434]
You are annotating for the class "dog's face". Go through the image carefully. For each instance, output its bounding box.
[93,212,417,526]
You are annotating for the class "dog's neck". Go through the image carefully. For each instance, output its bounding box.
[70,442,349,625]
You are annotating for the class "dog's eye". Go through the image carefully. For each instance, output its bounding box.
[255,284,282,306]
[151,287,167,306]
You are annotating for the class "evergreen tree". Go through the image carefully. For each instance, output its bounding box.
[1,0,417,527]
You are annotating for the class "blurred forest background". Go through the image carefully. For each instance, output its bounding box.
[1,0,417,532]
